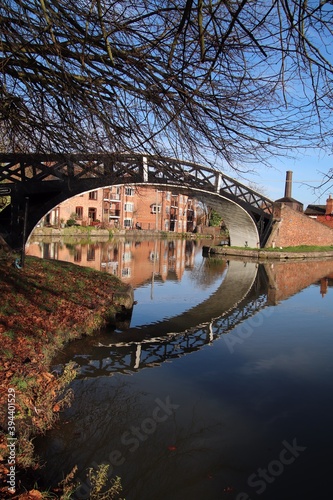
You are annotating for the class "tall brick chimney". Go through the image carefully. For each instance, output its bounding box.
[326,194,333,215]
[284,170,293,198]
[274,170,303,212]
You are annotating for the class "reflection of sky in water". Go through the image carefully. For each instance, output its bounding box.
[36,274,333,500]
[126,282,333,498]
[131,255,228,327]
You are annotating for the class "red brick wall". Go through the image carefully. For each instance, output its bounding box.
[316,215,333,229]
[266,202,333,247]
[264,260,333,304]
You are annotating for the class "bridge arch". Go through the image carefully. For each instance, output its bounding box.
[33,182,262,248]
[0,153,273,248]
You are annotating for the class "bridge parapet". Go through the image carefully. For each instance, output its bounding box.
[0,153,272,208]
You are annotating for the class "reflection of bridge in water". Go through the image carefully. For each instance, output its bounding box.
[53,260,269,377]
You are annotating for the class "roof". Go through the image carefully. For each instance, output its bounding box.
[275,196,302,204]
[304,204,326,216]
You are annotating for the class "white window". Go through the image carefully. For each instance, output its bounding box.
[124,202,133,212]
[125,187,134,196]
[151,204,161,214]
[149,251,159,261]
[123,252,132,262]
[124,218,132,228]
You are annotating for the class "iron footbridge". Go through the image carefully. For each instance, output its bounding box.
[0,153,274,248]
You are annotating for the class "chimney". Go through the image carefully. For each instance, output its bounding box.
[284,170,293,199]
[326,194,333,215]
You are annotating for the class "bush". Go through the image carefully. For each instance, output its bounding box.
[66,218,77,227]
[209,209,223,227]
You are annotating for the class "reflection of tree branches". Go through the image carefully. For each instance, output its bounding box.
[123,404,225,500]
[188,256,227,288]
[35,377,144,482]
[2,1,333,169]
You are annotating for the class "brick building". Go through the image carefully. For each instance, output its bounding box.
[42,185,197,233]
[304,195,333,229]
[264,171,333,247]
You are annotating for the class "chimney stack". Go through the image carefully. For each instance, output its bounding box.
[284,170,293,199]
[326,194,333,215]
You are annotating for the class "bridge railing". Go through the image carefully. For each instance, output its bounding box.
[0,152,273,215]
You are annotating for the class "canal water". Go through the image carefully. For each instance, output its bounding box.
[28,237,333,500]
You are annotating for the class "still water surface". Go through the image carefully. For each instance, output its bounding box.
[30,237,333,500]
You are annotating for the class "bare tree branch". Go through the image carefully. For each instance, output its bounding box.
[1,0,333,172]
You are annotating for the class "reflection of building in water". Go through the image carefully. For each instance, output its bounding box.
[320,278,328,297]
[41,185,198,233]
[319,274,333,297]
[265,261,333,304]
[26,239,195,287]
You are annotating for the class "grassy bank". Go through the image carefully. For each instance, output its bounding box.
[204,244,333,260]
[264,245,333,252]
[0,253,133,498]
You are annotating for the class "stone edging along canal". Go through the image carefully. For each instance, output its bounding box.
[203,245,333,260]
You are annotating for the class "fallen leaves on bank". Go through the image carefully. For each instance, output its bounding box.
[0,252,133,498]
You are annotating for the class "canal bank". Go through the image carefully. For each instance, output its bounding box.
[30,226,212,241]
[0,252,133,498]
[203,244,333,260]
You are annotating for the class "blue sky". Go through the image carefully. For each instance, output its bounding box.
[234,149,333,208]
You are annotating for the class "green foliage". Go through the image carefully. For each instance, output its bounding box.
[208,209,222,227]
[88,465,124,500]
[66,218,78,227]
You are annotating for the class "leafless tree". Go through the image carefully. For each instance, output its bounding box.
[1,0,333,171]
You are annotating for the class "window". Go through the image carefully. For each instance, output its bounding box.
[149,251,159,261]
[75,206,83,220]
[125,187,134,196]
[124,218,132,228]
[89,191,98,200]
[87,245,95,261]
[124,202,134,212]
[123,252,132,262]
[88,207,97,221]
[74,247,82,262]
[151,204,161,214]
